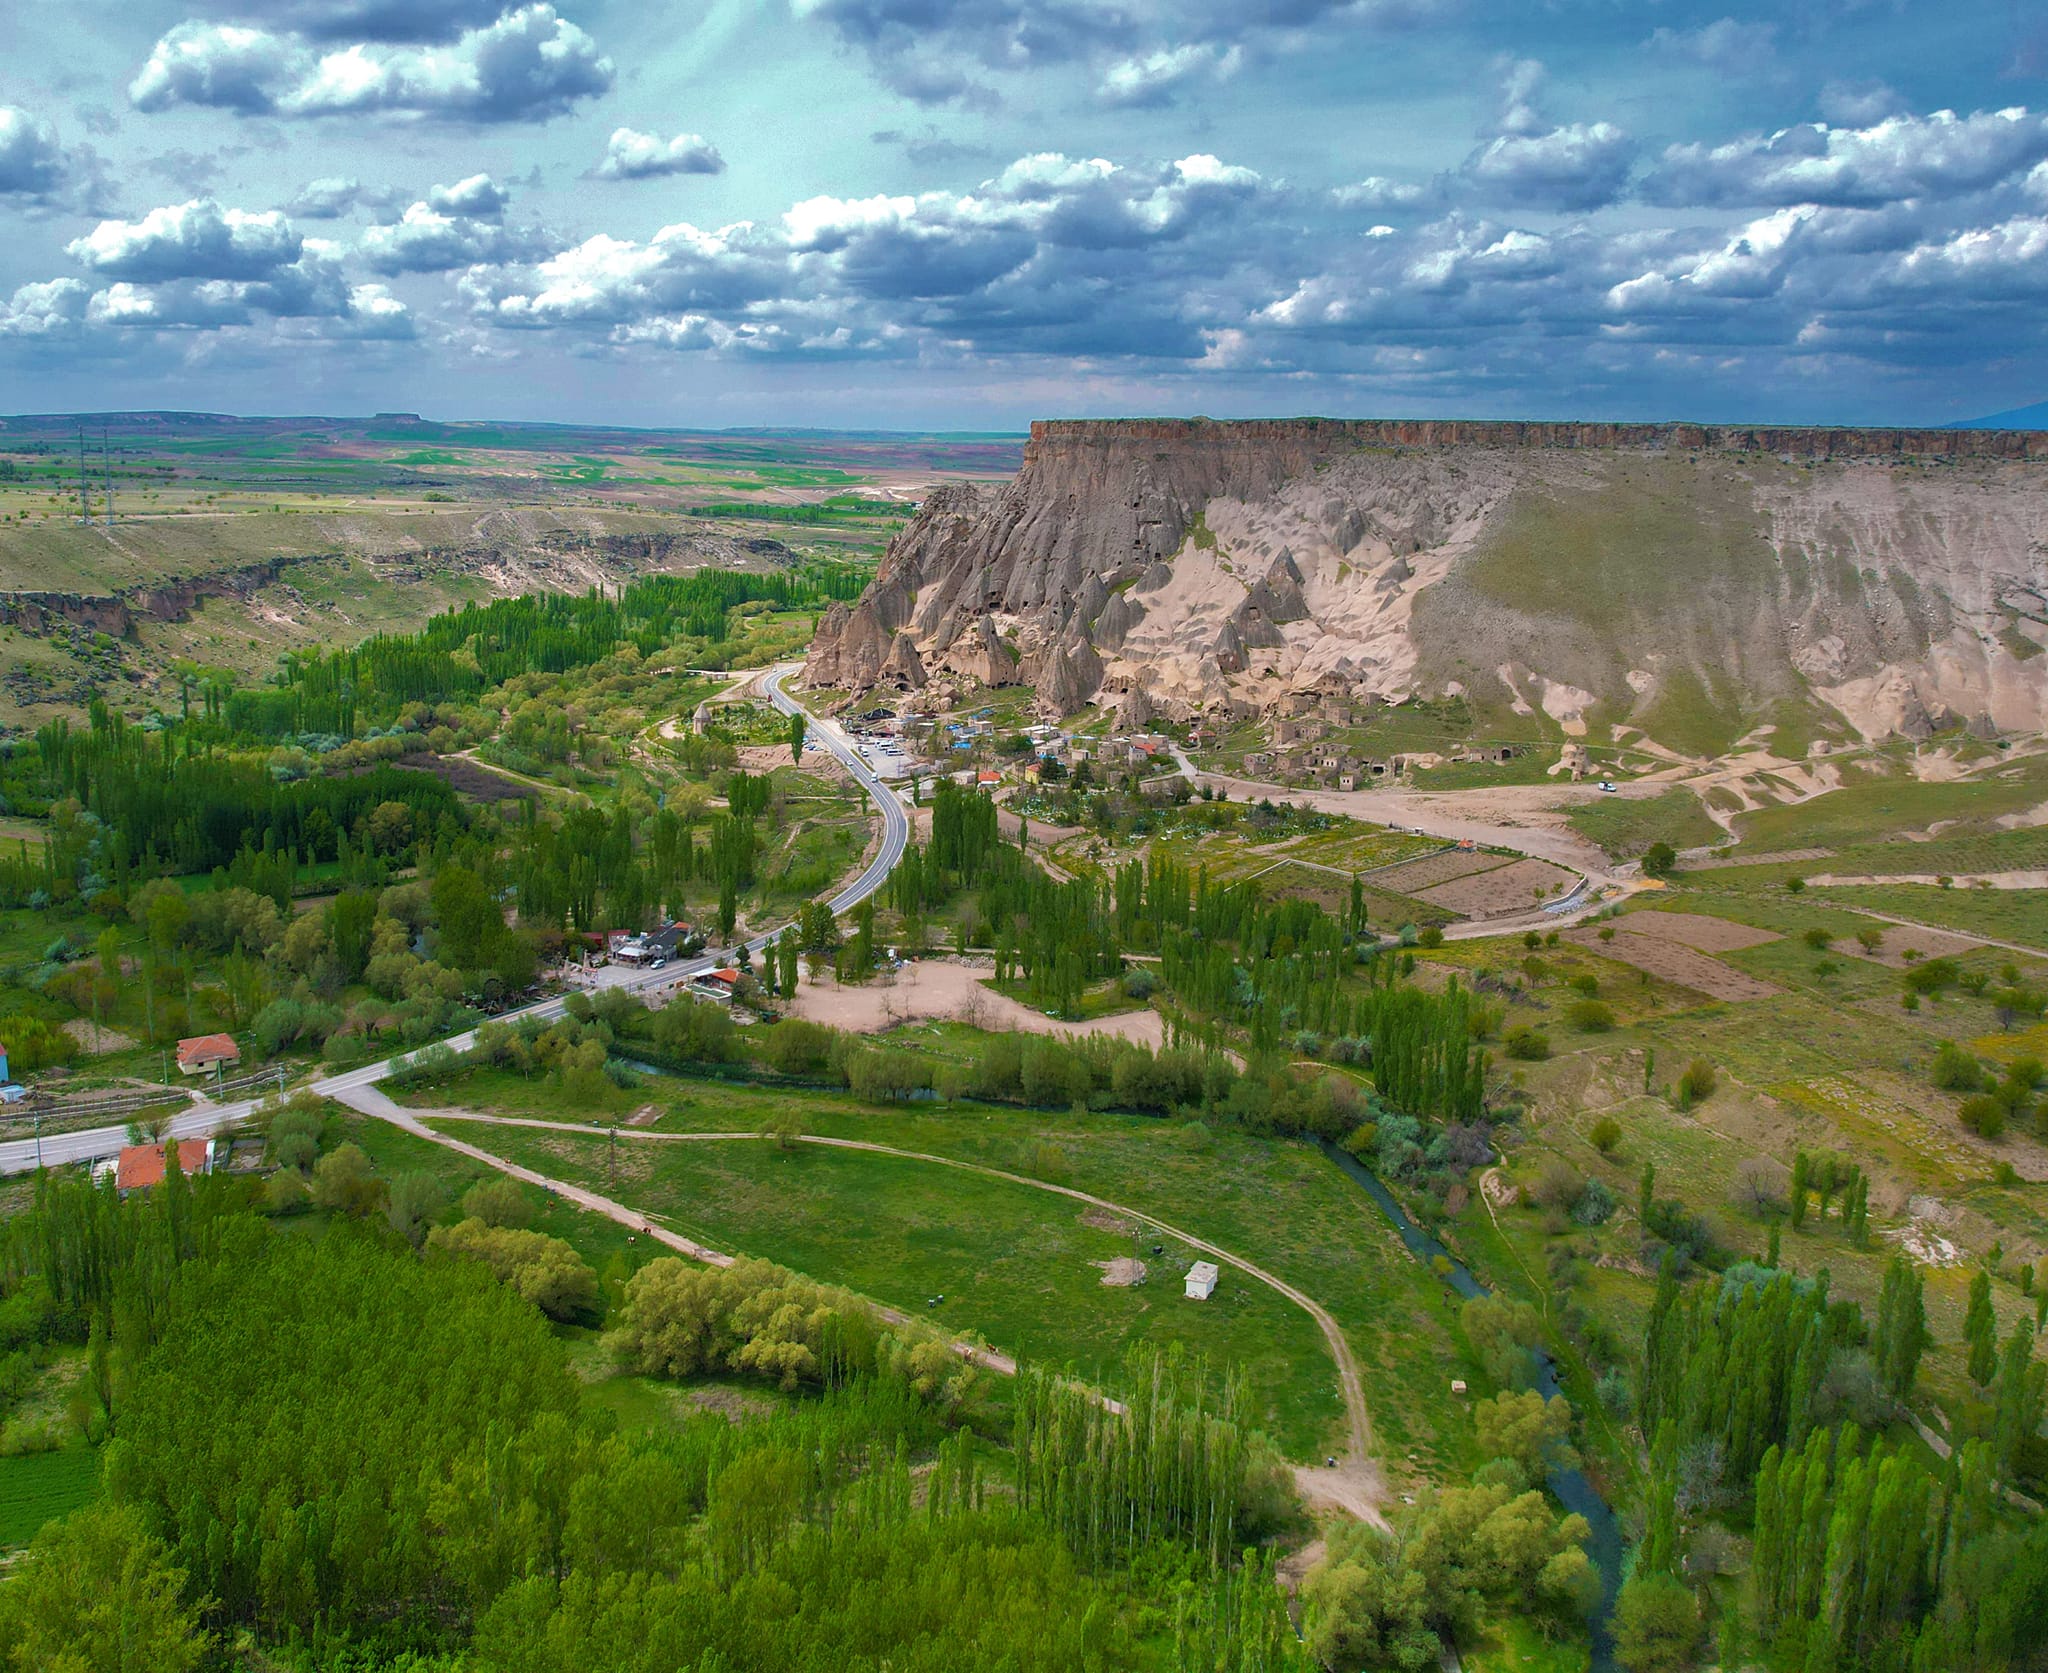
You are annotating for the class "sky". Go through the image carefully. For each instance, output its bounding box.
[1,0,2045,429]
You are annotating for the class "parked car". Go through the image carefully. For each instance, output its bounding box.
[1597,779,1618,792]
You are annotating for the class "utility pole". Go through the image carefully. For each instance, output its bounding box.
[101,423,114,526]
[32,1113,42,1172]
[75,426,92,524]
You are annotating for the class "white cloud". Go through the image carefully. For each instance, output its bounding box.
[68,200,303,282]
[1646,19,1777,73]
[1464,123,1636,212]
[130,23,300,115]
[359,199,543,272]
[595,128,727,181]
[1644,107,2048,208]
[286,176,364,217]
[428,173,510,217]
[0,279,92,338]
[129,4,613,124]
[0,108,70,199]
[1331,176,1430,209]
[1097,44,1238,108]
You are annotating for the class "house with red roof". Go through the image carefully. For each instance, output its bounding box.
[175,1034,241,1076]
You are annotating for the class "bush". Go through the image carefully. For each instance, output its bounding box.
[1569,973,1600,997]
[430,1219,601,1322]
[1416,926,1445,949]
[1588,1115,1622,1155]
[461,1177,535,1228]
[1677,1058,1717,1104]
[1504,1026,1551,1061]
[1803,927,1831,950]
[1933,1041,1985,1092]
[1572,1180,1615,1226]
[1120,967,1156,1000]
[1959,1094,2007,1139]
[308,1143,385,1217]
[1565,999,1615,1033]
[386,1171,448,1248]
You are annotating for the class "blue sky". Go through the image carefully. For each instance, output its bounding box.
[1,0,2044,427]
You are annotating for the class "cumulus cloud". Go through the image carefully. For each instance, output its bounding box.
[359,198,544,272]
[428,172,511,216]
[68,200,303,282]
[131,23,300,114]
[595,128,727,180]
[0,279,93,339]
[1331,176,1432,210]
[129,4,613,123]
[0,108,73,200]
[1460,60,1636,211]
[1643,107,2048,208]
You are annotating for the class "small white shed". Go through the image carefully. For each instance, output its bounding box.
[1185,1261,1220,1301]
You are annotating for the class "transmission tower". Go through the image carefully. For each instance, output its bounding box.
[75,426,93,525]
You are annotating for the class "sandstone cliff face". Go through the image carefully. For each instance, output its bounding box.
[805,418,2048,749]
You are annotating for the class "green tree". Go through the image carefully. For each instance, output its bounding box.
[386,1169,448,1247]
[0,1500,211,1673]
[1473,1389,1578,1488]
[309,1142,387,1218]
[1966,1268,1999,1387]
[1613,1571,1699,1673]
[1789,1150,1810,1230]
[1642,842,1677,878]
[787,710,806,764]
[1875,1256,1927,1403]
[1638,1161,1656,1225]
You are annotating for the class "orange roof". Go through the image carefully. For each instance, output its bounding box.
[116,1140,210,1192]
[175,1033,239,1068]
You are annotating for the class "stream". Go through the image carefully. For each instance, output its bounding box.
[1317,1139,1625,1672]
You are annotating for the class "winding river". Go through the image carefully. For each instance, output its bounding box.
[1317,1139,1625,1672]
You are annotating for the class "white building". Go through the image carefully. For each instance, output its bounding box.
[1184,1261,1219,1301]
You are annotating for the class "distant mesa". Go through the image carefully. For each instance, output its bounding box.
[804,414,2048,754]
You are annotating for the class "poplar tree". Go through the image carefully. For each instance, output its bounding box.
[1876,1257,1927,1403]
[1790,1150,1810,1229]
[1966,1270,1999,1387]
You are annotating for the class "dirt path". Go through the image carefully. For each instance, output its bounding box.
[1837,905,2048,961]
[396,1104,1387,1524]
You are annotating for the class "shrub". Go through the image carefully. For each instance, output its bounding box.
[1588,1115,1623,1155]
[1120,967,1156,1000]
[1572,1180,1616,1227]
[1803,927,1831,950]
[1565,999,1615,1033]
[461,1176,535,1229]
[1504,1026,1551,1061]
[1569,973,1600,997]
[1531,1158,1585,1213]
[1933,1042,1985,1092]
[1677,1058,1717,1104]
[430,1219,601,1322]
[1416,926,1445,949]
[1959,1094,2007,1139]
[1642,842,1677,878]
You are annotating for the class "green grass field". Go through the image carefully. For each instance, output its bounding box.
[0,1446,99,1548]
[1566,787,1722,860]
[400,1069,1485,1480]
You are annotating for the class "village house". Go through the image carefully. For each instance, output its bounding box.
[175,1033,240,1076]
[105,1137,224,1195]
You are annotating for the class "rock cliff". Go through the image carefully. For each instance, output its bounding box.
[804,417,2048,751]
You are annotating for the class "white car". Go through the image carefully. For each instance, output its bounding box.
[1597,780,1618,793]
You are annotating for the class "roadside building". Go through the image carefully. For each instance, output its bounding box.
[109,1138,221,1194]
[175,1033,240,1076]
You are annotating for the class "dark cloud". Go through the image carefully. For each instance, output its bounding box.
[129,5,614,124]
[594,129,727,180]
[197,0,508,43]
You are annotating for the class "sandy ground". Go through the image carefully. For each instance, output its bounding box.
[1605,911,1780,953]
[1415,855,1578,917]
[785,958,1167,1049]
[1372,848,1510,893]
[1198,769,1617,879]
[62,1020,136,1054]
[1563,925,1782,1002]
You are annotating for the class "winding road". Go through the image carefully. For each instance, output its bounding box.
[0,664,909,1178]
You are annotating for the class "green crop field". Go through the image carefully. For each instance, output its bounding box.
[0,1447,100,1549]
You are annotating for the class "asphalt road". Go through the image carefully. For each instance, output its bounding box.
[0,665,910,1177]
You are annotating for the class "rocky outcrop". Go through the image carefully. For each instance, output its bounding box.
[805,416,2048,747]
